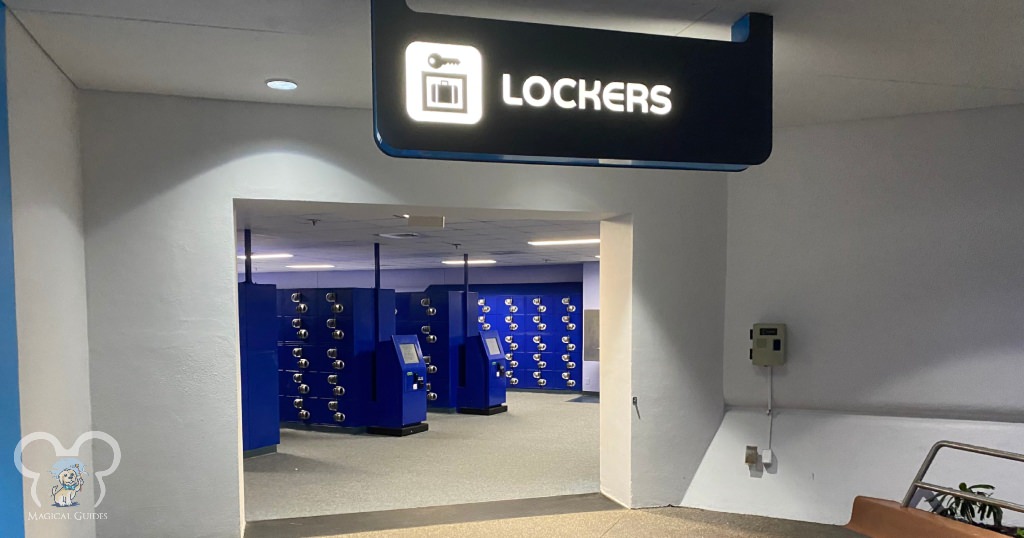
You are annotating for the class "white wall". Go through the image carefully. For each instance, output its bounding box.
[685,105,1024,523]
[582,261,600,392]
[7,16,95,538]
[724,105,1024,419]
[77,92,728,536]
[599,217,631,505]
[684,409,1024,525]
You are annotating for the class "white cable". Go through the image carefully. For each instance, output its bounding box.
[768,365,774,450]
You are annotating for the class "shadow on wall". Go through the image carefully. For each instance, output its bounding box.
[81,94,675,234]
[723,107,1024,422]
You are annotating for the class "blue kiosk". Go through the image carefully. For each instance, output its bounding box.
[457,330,508,415]
[368,334,430,436]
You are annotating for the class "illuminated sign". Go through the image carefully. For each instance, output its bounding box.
[502,75,673,115]
[372,1,773,171]
[405,42,483,125]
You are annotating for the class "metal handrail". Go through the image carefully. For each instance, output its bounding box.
[901,440,1024,514]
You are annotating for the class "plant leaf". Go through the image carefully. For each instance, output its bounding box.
[962,502,975,522]
[969,484,994,491]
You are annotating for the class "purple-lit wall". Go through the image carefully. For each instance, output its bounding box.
[242,264,584,292]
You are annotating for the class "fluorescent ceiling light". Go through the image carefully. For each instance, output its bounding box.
[266,79,298,91]
[528,238,601,246]
[237,253,293,260]
[286,264,335,270]
[595,255,601,259]
[442,259,497,266]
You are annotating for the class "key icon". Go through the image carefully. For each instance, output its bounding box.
[428,53,461,69]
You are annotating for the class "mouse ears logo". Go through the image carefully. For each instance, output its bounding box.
[14,432,121,509]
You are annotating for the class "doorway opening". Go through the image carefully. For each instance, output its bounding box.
[233,200,621,523]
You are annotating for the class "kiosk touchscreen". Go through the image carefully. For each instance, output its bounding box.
[368,335,429,436]
[458,330,508,415]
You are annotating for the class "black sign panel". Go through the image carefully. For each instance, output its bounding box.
[371,1,772,171]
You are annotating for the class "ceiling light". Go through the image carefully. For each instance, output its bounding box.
[528,238,601,246]
[378,232,420,239]
[237,253,293,260]
[595,255,601,259]
[442,259,497,266]
[266,79,298,91]
[286,264,335,270]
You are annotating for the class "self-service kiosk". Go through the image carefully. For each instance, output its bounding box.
[368,335,429,436]
[457,330,508,415]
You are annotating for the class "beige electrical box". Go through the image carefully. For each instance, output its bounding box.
[750,323,786,366]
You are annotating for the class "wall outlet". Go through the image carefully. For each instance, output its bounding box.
[745,445,759,465]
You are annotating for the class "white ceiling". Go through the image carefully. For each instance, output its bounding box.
[234,200,607,272]
[8,0,1024,127]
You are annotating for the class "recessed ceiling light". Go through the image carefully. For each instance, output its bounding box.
[237,253,293,260]
[442,259,497,266]
[528,238,601,246]
[266,79,298,91]
[393,214,411,219]
[286,264,335,270]
[378,232,420,239]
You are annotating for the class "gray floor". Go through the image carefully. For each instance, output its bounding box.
[245,495,863,538]
[245,493,620,538]
[244,391,600,522]
[336,507,864,538]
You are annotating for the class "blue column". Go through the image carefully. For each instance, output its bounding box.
[0,3,26,536]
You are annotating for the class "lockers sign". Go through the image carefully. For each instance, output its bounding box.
[371,1,773,171]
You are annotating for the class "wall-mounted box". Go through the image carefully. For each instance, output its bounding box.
[750,323,786,366]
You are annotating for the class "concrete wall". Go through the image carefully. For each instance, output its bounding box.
[245,263,584,291]
[684,105,1024,523]
[77,92,728,536]
[7,14,94,538]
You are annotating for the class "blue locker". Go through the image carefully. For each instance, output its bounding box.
[462,286,584,392]
[278,289,318,317]
[281,396,342,425]
[239,283,280,453]
[314,288,358,319]
[276,288,396,428]
[279,371,342,398]
[396,292,431,322]
[395,291,477,410]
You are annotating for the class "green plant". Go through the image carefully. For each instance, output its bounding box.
[1015,528,1023,538]
[929,483,1003,528]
